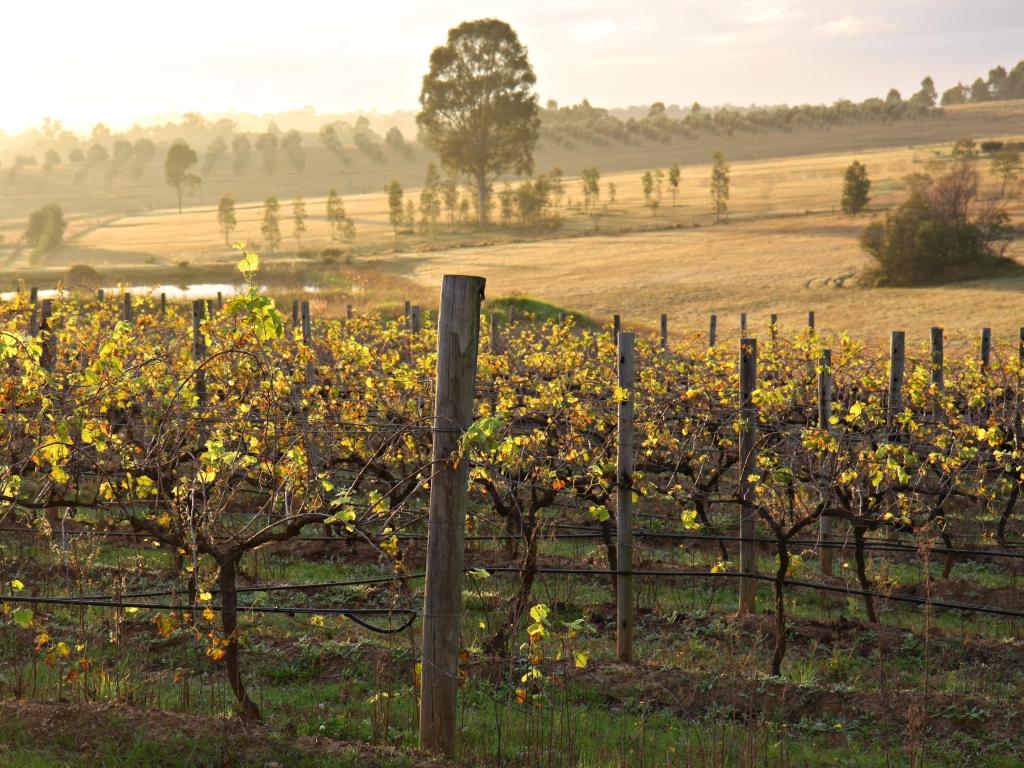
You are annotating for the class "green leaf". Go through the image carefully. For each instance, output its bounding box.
[13,608,33,628]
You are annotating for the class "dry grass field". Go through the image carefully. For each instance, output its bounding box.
[2,127,1022,343]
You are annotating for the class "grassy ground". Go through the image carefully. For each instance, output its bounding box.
[3,503,1024,767]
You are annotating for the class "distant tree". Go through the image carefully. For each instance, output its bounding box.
[217,194,237,245]
[325,189,356,242]
[90,122,112,143]
[255,133,278,174]
[385,179,404,236]
[607,181,616,204]
[498,184,516,227]
[68,148,85,163]
[419,163,442,230]
[988,66,1008,98]
[648,102,666,118]
[43,149,61,173]
[668,162,681,206]
[991,146,1023,197]
[885,88,903,107]
[132,138,156,179]
[941,83,968,106]
[439,173,459,227]
[281,131,305,171]
[841,160,871,215]
[232,135,252,174]
[261,196,281,252]
[969,78,991,102]
[292,195,307,246]
[951,137,979,161]
[203,136,228,174]
[549,167,565,210]
[710,151,730,222]
[164,141,200,213]
[108,140,134,180]
[912,76,938,108]
[385,127,415,161]
[417,19,540,223]
[515,176,552,227]
[25,203,67,257]
[86,144,109,165]
[580,167,600,212]
[403,199,416,232]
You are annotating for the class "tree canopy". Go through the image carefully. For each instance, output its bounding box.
[417,18,540,224]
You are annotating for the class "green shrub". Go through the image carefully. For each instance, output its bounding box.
[24,203,67,259]
[860,164,1013,285]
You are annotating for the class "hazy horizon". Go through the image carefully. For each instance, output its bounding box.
[2,0,1023,135]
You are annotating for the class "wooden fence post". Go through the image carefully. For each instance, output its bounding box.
[300,301,314,386]
[616,331,635,663]
[489,313,500,353]
[709,314,717,349]
[612,314,620,341]
[39,300,55,372]
[660,314,668,351]
[817,349,834,576]
[160,292,166,317]
[419,275,485,756]
[411,305,423,334]
[217,291,223,311]
[292,300,299,328]
[888,331,905,432]
[807,311,815,331]
[346,304,353,320]
[740,312,747,335]
[97,289,105,302]
[931,327,944,421]
[404,300,411,330]
[191,300,207,417]
[980,327,992,370]
[123,293,133,324]
[770,313,778,342]
[30,287,37,305]
[738,337,758,614]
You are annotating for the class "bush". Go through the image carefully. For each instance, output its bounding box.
[24,204,67,258]
[860,164,1014,285]
[65,264,102,289]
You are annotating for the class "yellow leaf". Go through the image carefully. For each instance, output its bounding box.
[10,579,24,592]
[574,650,589,669]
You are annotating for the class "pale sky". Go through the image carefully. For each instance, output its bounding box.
[2,0,1023,134]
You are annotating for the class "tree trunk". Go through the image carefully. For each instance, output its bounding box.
[475,171,488,225]
[177,183,183,214]
[771,537,788,676]
[218,556,262,721]
[853,526,878,623]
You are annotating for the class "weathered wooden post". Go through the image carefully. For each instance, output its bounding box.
[300,301,314,386]
[616,331,635,663]
[659,314,668,351]
[980,327,992,370]
[489,313,500,353]
[346,304,353,320]
[817,349,834,576]
[191,300,207,414]
[160,292,167,317]
[738,337,758,614]
[30,287,38,304]
[216,291,223,311]
[931,327,944,421]
[411,305,423,334]
[888,331,905,432]
[709,314,718,349]
[123,293,133,324]
[740,312,747,335]
[807,311,815,331]
[291,299,299,328]
[770,313,778,342]
[404,300,412,329]
[97,289,105,302]
[612,313,620,341]
[419,275,485,757]
[39,300,55,372]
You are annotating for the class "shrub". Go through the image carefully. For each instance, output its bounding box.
[860,164,1013,285]
[65,264,102,289]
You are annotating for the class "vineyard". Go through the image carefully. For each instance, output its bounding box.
[2,257,1024,766]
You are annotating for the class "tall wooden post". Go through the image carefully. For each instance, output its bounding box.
[291,299,299,328]
[612,314,620,341]
[740,312,747,335]
[738,338,758,614]
[489,313,500,353]
[346,304,353,320]
[616,331,635,663]
[659,314,668,351]
[980,327,992,369]
[39,300,55,372]
[807,311,815,331]
[770,313,778,342]
[30,287,38,304]
[817,349,834,576]
[97,289,105,302]
[216,291,223,311]
[419,275,485,757]
[123,293,133,324]
[160,292,167,317]
[411,305,423,334]
[404,300,412,329]
[191,300,207,417]
[300,301,314,386]
[931,327,945,421]
[888,331,905,432]
[709,314,717,349]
